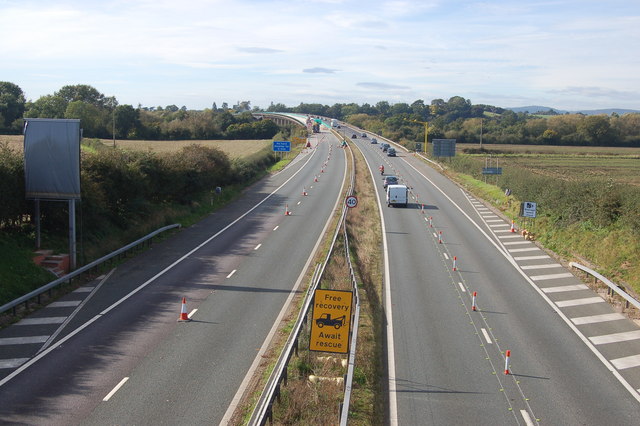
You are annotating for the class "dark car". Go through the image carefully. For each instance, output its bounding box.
[383,175,398,188]
[371,138,378,144]
[387,147,396,157]
[382,144,390,152]
[351,134,357,139]
[361,132,367,138]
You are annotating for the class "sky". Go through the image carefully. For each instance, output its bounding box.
[1,0,639,111]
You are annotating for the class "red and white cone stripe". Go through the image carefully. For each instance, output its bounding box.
[510,220,516,233]
[438,231,443,244]
[452,256,457,271]
[285,204,291,216]
[504,350,511,375]
[178,297,191,322]
[472,291,477,311]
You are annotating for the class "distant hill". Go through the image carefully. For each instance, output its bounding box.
[507,106,640,115]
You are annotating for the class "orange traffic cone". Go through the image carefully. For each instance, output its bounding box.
[285,204,291,216]
[510,220,516,233]
[178,297,191,321]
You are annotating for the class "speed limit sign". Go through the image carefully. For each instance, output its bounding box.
[345,195,358,208]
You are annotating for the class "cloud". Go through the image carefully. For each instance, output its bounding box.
[549,86,639,100]
[303,67,338,74]
[357,82,411,90]
[236,47,283,54]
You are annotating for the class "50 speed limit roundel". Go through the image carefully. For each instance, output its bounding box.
[345,195,358,208]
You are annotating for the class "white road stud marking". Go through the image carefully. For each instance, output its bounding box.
[590,330,640,345]
[481,328,492,344]
[226,270,237,279]
[103,377,129,401]
[556,297,605,307]
[572,313,626,325]
[541,284,588,293]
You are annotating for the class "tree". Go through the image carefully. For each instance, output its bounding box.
[579,115,614,146]
[0,81,26,130]
[24,95,67,119]
[55,84,106,108]
[65,101,103,137]
[114,105,140,138]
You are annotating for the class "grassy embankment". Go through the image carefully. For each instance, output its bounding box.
[438,143,640,299]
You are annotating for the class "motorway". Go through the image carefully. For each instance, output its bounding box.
[347,128,640,425]
[0,127,347,425]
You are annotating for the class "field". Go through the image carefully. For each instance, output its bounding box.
[458,143,640,186]
[1,135,272,159]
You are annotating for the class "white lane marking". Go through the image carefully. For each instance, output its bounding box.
[498,235,524,239]
[188,309,198,319]
[432,232,438,238]
[17,317,66,326]
[222,141,349,425]
[103,377,129,401]
[509,247,539,253]
[482,215,498,218]
[493,229,514,233]
[503,241,530,246]
[0,358,29,369]
[590,330,640,345]
[273,225,279,231]
[556,297,605,307]
[226,270,237,278]
[481,328,492,344]
[572,313,626,325]
[297,201,301,205]
[254,244,262,250]
[48,301,81,308]
[73,287,94,293]
[458,282,466,292]
[485,219,503,223]
[531,272,574,281]
[611,354,640,370]
[542,284,589,293]
[489,223,510,227]
[443,253,449,260]
[521,410,535,426]
[0,336,49,345]
[514,255,549,260]
[521,263,563,270]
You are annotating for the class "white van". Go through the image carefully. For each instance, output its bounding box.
[386,184,408,207]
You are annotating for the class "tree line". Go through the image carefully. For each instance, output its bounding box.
[0,82,280,140]
[2,81,639,146]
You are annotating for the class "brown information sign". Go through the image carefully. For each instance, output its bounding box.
[309,289,353,353]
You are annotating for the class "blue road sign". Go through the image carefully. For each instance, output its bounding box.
[273,141,291,152]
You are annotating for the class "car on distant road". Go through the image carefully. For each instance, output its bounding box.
[351,134,357,139]
[361,132,367,138]
[387,147,396,157]
[371,138,377,144]
[382,143,390,152]
[383,175,398,188]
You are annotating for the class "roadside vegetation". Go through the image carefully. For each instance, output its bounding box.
[430,146,640,298]
[0,123,307,307]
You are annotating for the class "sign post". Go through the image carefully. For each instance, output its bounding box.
[310,289,353,354]
[345,195,358,209]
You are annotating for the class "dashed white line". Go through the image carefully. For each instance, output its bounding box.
[521,263,563,270]
[254,244,262,250]
[509,247,539,253]
[458,282,466,292]
[0,358,29,369]
[521,410,535,426]
[590,330,640,345]
[0,336,49,346]
[226,270,237,279]
[514,255,549,260]
[556,297,605,307]
[481,328,492,344]
[273,226,279,231]
[443,253,449,260]
[541,284,589,293]
[503,241,530,246]
[103,377,129,401]
[188,309,198,319]
[531,272,574,281]
[48,301,81,308]
[297,201,301,205]
[571,313,626,325]
[611,354,640,370]
[16,317,66,326]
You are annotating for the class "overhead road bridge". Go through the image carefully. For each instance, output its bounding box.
[252,112,311,127]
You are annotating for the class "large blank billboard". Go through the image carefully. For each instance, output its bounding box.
[24,118,81,199]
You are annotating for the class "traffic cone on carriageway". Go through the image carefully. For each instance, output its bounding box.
[303,186,308,196]
[285,204,291,216]
[178,297,191,322]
